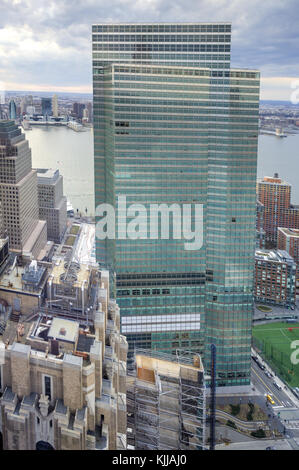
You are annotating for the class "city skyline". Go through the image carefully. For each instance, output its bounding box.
[0,0,298,100]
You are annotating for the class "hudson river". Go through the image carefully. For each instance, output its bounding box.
[26,126,299,216]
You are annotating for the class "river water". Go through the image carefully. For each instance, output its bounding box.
[26,126,299,216]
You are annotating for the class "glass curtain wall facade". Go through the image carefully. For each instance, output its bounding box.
[92,23,260,386]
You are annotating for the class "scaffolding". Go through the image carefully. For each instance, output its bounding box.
[127,349,206,450]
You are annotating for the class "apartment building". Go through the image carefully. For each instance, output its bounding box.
[257,174,299,245]
[255,249,296,307]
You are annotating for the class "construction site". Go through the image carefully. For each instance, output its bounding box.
[126,349,206,450]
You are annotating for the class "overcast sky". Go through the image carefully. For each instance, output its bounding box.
[0,0,298,100]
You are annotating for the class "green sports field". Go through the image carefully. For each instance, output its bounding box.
[252,322,299,388]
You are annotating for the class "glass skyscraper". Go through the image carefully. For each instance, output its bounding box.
[92,23,260,386]
[8,100,17,120]
[41,97,52,117]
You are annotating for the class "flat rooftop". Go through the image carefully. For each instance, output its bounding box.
[0,265,33,292]
[48,317,79,343]
[36,168,60,184]
[51,257,90,287]
[278,227,299,238]
[1,319,32,346]
[257,176,290,186]
[22,220,47,256]
[0,260,46,294]
[255,249,295,264]
[73,223,96,266]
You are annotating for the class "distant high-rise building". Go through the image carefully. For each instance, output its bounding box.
[26,105,35,116]
[8,100,17,120]
[41,97,52,116]
[83,107,89,121]
[87,102,93,122]
[73,102,85,119]
[36,168,67,243]
[20,97,27,115]
[52,94,58,118]
[0,121,47,258]
[257,174,299,245]
[92,22,260,387]
[27,95,33,107]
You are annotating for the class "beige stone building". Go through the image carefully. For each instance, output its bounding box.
[0,121,47,259]
[0,267,128,450]
[36,168,67,244]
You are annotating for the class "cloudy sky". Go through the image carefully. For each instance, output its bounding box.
[0,0,298,100]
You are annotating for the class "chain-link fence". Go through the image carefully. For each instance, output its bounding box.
[252,336,296,385]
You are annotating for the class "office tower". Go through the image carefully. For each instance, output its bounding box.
[0,267,128,450]
[127,350,205,450]
[8,100,17,120]
[0,121,47,258]
[83,107,89,121]
[257,173,299,245]
[36,168,67,243]
[26,105,35,116]
[27,95,33,107]
[278,227,299,265]
[92,23,260,386]
[255,249,296,307]
[52,94,58,118]
[87,102,93,122]
[20,97,27,115]
[41,97,52,116]
[73,102,85,119]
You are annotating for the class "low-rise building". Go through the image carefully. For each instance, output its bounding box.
[0,259,48,317]
[255,249,297,307]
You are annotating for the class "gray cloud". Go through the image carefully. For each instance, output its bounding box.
[0,0,298,98]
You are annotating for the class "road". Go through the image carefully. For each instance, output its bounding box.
[251,360,295,408]
[250,352,299,449]
[216,438,292,451]
[254,300,298,322]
